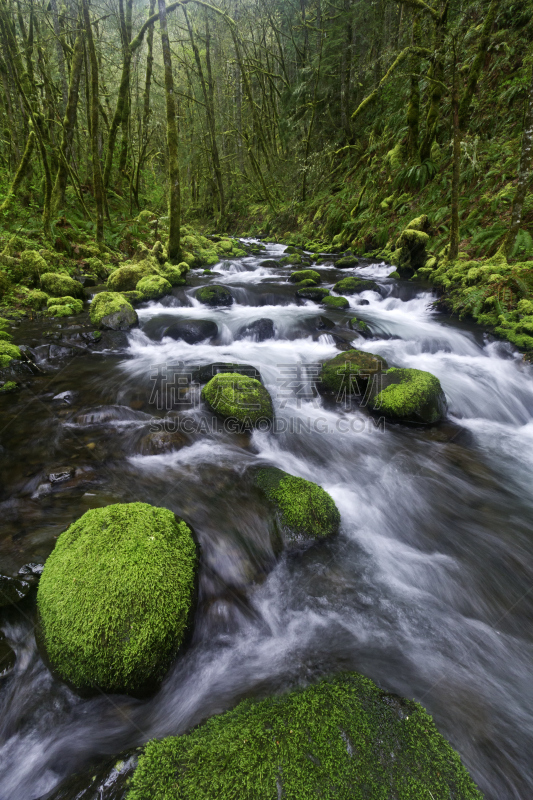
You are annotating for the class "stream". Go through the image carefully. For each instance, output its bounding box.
[1,241,533,799]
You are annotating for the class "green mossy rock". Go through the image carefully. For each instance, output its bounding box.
[371,367,447,424]
[107,262,154,292]
[334,276,378,294]
[296,278,317,287]
[335,254,359,268]
[0,317,10,329]
[90,292,138,331]
[296,286,330,301]
[127,672,481,800]
[15,250,48,285]
[84,257,109,280]
[289,269,321,284]
[389,270,401,279]
[202,372,273,427]
[40,272,84,299]
[196,284,233,307]
[136,275,172,300]
[395,228,430,277]
[319,349,388,396]
[350,317,370,335]
[46,296,84,316]
[121,290,144,305]
[322,295,349,309]
[0,380,18,393]
[0,330,12,341]
[0,341,21,369]
[37,502,197,695]
[25,289,49,309]
[255,466,340,543]
[158,263,187,286]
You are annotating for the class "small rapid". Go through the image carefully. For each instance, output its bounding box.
[1,240,533,799]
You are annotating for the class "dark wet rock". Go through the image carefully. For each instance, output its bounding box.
[18,562,44,585]
[316,316,335,330]
[48,467,75,484]
[236,318,275,341]
[53,390,78,405]
[137,430,189,455]
[259,259,278,268]
[357,298,370,306]
[163,319,218,344]
[91,330,129,352]
[0,574,30,607]
[196,285,233,307]
[192,362,262,384]
[39,750,139,800]
[0,633,16,679]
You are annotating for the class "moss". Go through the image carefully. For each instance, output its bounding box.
[47,295,83,310]
[84,257,108,280]
[47,296,83,316]
[335,255,359,268]
[405,214,430,232]
[127,671,481,800]
[25,289,49,309]
[322,295,349,309]
[108,262,155,292]
[215,238,233,253]
[40,272,84,299]
[90,292,138,330]
[373,367,447,424]
[333,276,378,294]
[202,372,273,427]
[319,349,388,395]
[386,141,404,171]
[389,270,401,279]
[0,380,18,393]
[0,341,21,369]
[196,285,233,307]
[13,249,48,285]
[289,269,321,283]
[255,466,340,542]
[0,317,9,329]
[136,209,156,223]
[136,275,172,300]
[296,286,330,301]
[350,317,370,333]
[0,330,12,341]
[296,278,317,287]
[280,254,302,266]
[37,503,197,695]
[158,263,187,286]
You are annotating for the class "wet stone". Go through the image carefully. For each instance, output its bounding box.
[236,318,275,341]
[48,467,75,484]
[0,574,30,607]
[163,319,219,344]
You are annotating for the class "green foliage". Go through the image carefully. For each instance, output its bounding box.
[37,503,197,694]
[255,466,340,542]
[202,373,273,426]
[127,672,482,800]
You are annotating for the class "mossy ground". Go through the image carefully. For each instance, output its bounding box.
[127,672,482,800]
[37,502,197,695]
[255,466,340,542]
[202,372,273,427]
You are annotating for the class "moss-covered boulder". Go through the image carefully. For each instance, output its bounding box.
[127,672,482,800]
[202,372,273,428]
[319,349,388,396]
[158,263,187,286]
[0,341,21,369]
[255,467,340,544]
[289,269,321,284]
[90,292,138,330]
[25,289,49,309]
[0,330,12,341]
[37,502,197,695]
[136,275,172,300]
[40,272,84,299]
[322,295,349,309]
[16,250,48,285]
[370,367,447,424]
[335,254,359,268]
[84,256,109,280]
[196,284,233,307]
[296,286,330,301]
[107,262,154,292]
[121,290,143,306]
[334,276,378,294]
[46,296,84,316]
[296,278,317,288]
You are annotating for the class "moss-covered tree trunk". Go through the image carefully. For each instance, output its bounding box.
[82,0,104,242]
[406,16,421,159]
[0,130,34,212]
[49,0,68,114]
[449,48,460,261]
[458,0,500,131]
[503,63,533,257]
[51,28,84,214]
[158,0,180,260]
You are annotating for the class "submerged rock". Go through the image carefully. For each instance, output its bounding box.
[369,367,447,424]
[163,319,218,344]
[37,502,197,695]
[255,466,340,544]
[126,672,482,800]
[196,285,233,306]
[202,373,273,428]
[236,318,275,341]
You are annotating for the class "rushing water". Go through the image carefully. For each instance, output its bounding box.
[1,242,533,799]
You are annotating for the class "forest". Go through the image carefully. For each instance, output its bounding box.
[1,1,533,799]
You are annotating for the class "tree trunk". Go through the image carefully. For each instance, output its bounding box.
[458,0,499,130]
[449,48,460,261]
[82,0,104,242]
[158,0,180,260]
[0,130,34,212]
[103,0,133,189]
[407,16,420,158]
[49,0,68,113]
[51,28,84,214]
